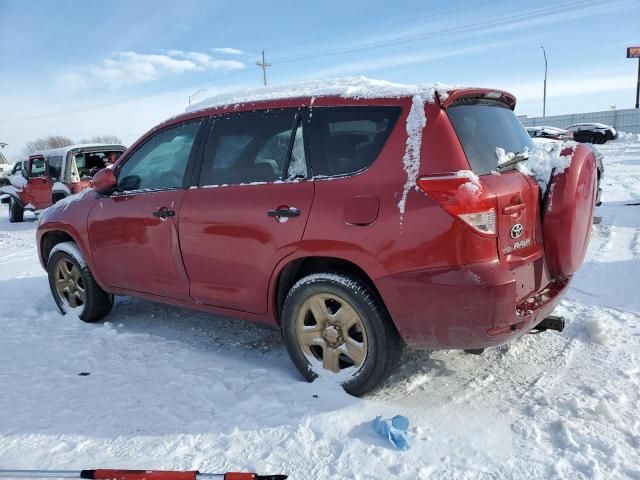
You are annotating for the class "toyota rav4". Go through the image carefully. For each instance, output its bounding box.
[35,80,597,395]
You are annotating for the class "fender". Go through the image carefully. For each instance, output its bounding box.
[266,239,388,322]
[52,181,71,197]
[0,185,25,208]
[36,190,111,292]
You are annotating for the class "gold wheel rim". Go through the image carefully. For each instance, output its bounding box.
[295,292,368,374]
[54,258,86,309]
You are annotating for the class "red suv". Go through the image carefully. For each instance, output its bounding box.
[36,84,596,395]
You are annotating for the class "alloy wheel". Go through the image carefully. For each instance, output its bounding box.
[54,258,86,309]
[295,292,368,373]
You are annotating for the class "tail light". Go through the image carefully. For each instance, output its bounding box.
[416,173,497,237]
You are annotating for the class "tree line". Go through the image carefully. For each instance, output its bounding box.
[22,135,123,155]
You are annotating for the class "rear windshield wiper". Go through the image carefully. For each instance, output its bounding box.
[496,151,529,171]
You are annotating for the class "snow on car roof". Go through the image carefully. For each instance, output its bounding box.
[29,143,126,158]
[527,126,567,133]
[567,123,611,128]
[185,76,460,113]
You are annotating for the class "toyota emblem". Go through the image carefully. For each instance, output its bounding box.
[510,223,523,239]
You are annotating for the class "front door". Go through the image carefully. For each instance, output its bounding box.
[87,119,203,300]
[24,156,52,209]
[179,109,314,314]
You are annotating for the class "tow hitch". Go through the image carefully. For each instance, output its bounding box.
[532,315,565,333]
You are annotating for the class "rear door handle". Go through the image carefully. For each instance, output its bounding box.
[153,208,176,219]
[267,207,301,218]
[502,203,526,215]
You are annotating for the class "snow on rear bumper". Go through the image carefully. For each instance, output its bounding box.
[375,259,569,350]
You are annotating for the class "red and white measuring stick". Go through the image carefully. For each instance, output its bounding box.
[0,470,287,480]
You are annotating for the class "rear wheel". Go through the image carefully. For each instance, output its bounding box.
[281,273,403,396]
[47,242,113,322]
[8,197,24,223]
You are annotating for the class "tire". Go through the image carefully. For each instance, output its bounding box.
[8,197,24,223]
[47,242,113,322]
[281,272,403,396]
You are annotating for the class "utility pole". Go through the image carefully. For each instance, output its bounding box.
[626,47,640,108]
[541,46,548,117]
[636,57,640,109]
[256,50,272,86]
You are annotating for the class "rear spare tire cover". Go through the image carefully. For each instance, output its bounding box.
[543,143,597,278]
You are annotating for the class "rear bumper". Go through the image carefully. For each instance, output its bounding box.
[376,259,569,350]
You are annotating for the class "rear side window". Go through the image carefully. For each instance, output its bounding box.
[307,107,400,177]
[199,110,303,186]
[447,100,533,175]
[48,155,63,180]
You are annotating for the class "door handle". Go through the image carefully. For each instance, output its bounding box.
[153,208,176,219]
[502,203,526,215]
[267,207,301,218]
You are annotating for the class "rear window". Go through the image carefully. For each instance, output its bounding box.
[307,106,400,177]
[447,99,533,175]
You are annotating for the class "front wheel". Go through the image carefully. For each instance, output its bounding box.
[47,242,113,322]
[8,197,24,223]
[281,273,403,396]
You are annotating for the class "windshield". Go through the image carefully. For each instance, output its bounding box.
[447,99,534,175]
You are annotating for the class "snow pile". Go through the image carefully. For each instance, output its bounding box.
[497,141,576,192]
[186,76,456,112]
[398,95,427,218]
[522,141,577,191]
[455,169,483,198]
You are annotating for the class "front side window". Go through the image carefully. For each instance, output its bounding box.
[306,107,401,177]
[199,110,302,186]
[117,120,201,192]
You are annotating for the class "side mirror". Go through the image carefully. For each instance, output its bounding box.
[91,168,117,195]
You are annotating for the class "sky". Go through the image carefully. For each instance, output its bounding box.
[1,0,640,159]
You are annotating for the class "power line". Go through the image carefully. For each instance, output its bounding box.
[270,0,619,64]
[0,0,620,125]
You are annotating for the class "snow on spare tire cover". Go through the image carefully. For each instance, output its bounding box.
[542,143,597,278]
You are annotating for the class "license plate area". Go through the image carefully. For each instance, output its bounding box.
[514,263,535,302]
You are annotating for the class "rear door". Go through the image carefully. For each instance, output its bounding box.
[24,156,52,208]
[447,98,542,300]
[179,109,314,314]
[87,119,204,300]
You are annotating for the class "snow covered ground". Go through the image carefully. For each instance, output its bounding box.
[1,138,639,479]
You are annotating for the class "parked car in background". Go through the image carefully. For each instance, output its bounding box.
[0,151,14,185]
[526,126,572,141]
[0,143,125,222]
[35,83,597,395]
[565,123,618,144]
